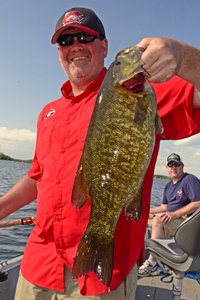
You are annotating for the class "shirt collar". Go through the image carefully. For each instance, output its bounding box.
[61,68,107,101]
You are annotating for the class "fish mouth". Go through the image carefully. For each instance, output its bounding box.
[120,73,145,94]
[119,65,150,94]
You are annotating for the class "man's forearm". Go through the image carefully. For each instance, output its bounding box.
[150,204,167,214]
[177,43,200,109]
[174,201,200,218]
[0,174,37,220]
[177,43,200,91]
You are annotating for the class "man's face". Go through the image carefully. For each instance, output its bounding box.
[166,160,184,180]
[57,28,108,88]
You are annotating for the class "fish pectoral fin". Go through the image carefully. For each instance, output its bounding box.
[133,97,149,126]
[125,185,143,221]
[72,231,114,287]
[155,112,165,138]
[71,161,89,209]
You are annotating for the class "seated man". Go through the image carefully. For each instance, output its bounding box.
[138,153,200,277]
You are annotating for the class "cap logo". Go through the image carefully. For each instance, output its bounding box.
[63,11,84,25]
[169,155,177,160]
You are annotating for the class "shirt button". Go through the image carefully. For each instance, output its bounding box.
[56,180,61,185]
[55,215,60,221]
[66,121,71,125]
[61,149,66,154]
[59,249,63,254]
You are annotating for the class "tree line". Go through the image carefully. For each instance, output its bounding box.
[0,152,32,163]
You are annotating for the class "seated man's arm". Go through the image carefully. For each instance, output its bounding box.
[160,201,200,224]
[150,204,167,215]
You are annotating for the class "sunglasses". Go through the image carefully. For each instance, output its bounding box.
[57,32,105,47]
[168,162,181,168]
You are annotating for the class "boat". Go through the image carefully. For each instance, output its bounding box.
[0,217,35,299]
[0,255,22,300]
[0,254,199,299]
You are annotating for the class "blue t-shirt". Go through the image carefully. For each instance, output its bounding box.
[162,173,200,214]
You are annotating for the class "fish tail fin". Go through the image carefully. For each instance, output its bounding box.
[72,230,114,287]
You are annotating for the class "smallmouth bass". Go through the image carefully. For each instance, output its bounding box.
[71,45,163,287]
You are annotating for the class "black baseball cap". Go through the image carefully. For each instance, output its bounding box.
[51,7,106,44]
[167,153,183,165]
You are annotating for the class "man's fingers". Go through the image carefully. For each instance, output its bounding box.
[136,37,181,83]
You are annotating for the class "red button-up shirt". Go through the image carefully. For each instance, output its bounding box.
[21,68,200,295]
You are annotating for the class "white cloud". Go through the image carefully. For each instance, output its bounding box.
[174,133,200,146]
[193,149,200,157]
[0,127,36,141]
[0,127,36,160]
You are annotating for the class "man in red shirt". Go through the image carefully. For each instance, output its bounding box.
[1,7,200,300]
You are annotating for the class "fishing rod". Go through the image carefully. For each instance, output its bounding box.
[0,216,36,228]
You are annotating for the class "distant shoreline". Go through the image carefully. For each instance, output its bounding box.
[154,174,171,180]
[0,152,32,164]
[0,153,171,178]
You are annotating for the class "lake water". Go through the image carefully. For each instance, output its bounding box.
[0,160,169,262]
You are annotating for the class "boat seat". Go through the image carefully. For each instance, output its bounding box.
[145,204,200,300]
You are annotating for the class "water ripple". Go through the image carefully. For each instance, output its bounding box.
[0,160,36,261]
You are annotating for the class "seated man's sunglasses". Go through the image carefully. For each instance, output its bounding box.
[168,162,181,168]
[57,32,105,47]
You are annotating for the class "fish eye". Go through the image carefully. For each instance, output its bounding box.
[114,60,120,66]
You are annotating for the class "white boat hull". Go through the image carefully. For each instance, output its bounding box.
[0,255,22,300]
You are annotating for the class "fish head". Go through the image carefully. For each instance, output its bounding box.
[112,45,150,94]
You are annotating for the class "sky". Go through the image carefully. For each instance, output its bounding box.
[1,0,200,177]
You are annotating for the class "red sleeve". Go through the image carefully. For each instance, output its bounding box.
[151,76,200,140]
[27,112,44,181]
[28,152,41,181]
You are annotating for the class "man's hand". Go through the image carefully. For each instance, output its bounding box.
[137,37,185,83]
[159,211,176,224]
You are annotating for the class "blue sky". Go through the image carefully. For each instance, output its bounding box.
[1,0,200,177]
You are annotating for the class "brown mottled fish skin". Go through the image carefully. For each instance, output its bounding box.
[71,45,163,287]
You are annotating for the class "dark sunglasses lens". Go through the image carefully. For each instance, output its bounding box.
[78,32,96,43]
[57,34,73,46]
[57,32,98,46]
[168,162,180,167]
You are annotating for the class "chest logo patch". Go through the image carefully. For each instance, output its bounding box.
[177,189,182,196]
[45,109,55,119]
